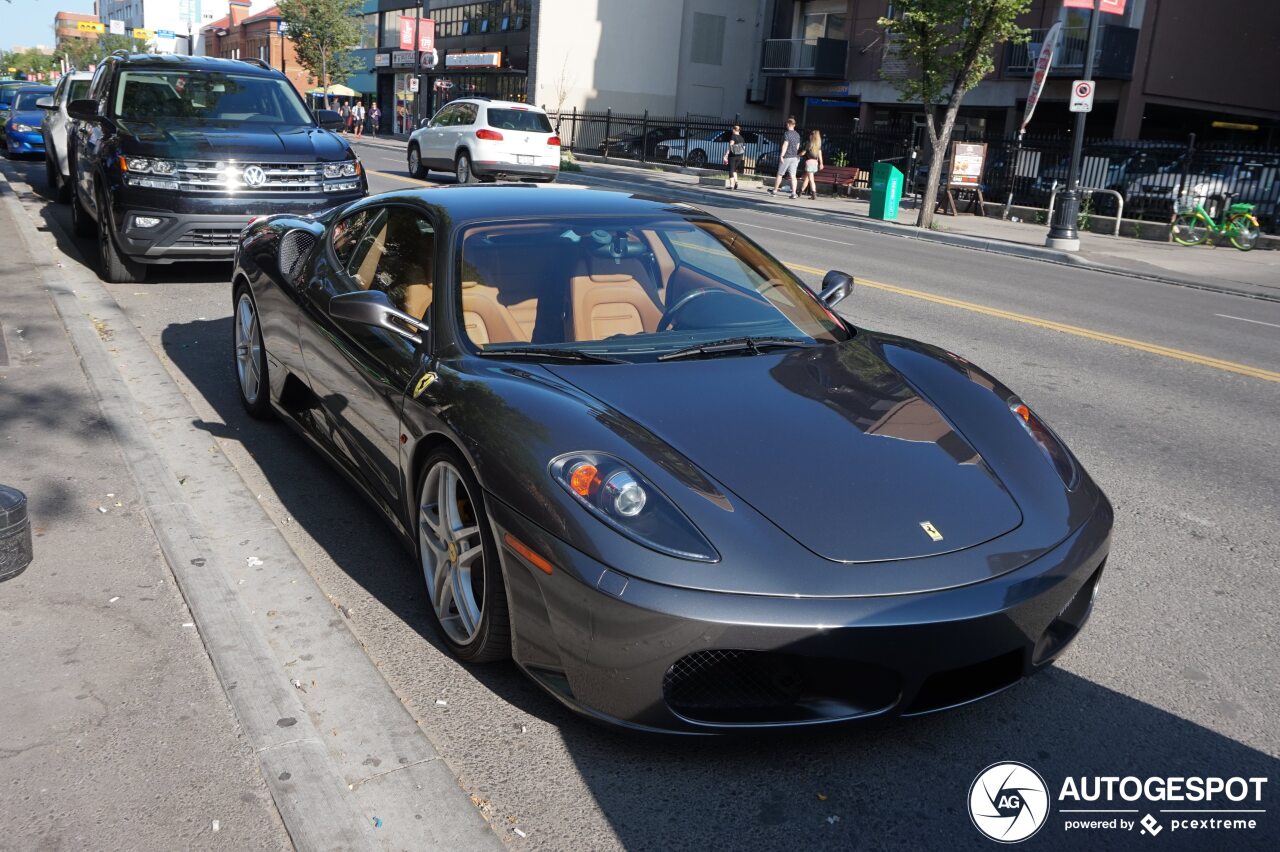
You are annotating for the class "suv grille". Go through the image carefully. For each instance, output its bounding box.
[175,161,327,194]
[174,228,242,247]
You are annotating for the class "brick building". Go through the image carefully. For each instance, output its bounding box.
[202,1,318,98]
[54,11,102,45]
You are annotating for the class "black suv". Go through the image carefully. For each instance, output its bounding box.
[67,53,366,282]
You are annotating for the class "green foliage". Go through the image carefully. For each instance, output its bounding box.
[1,48,56,77]
[832,150,850,168]
[877,0,1030,228]
[279,0,364,102]
[53,34,144,71]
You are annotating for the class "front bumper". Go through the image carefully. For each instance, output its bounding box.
[5,130,43,155]
[490,494,1112,733]
[108,186,363,263]
[471,160,559,181]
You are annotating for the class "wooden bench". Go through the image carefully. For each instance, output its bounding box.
[812,166,862,197]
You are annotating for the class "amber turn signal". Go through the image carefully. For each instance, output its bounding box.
[568,462,599,497]
[503,532,553,575]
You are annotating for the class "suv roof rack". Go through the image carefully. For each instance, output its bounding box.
[110,49,132,58]
[465,95,492,101]
[242,57,272,70]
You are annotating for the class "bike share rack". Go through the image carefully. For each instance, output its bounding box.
[1046,183,1125,236]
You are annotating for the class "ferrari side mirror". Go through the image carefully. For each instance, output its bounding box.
[329,290,430,346]
[818,270,854,309]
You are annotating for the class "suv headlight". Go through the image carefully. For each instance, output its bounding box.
[550,452,718,562]
[323,160,360,179]
[122,156,177,175]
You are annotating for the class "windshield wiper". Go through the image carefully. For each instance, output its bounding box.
[657,336,814,362]
[477,347,626,364]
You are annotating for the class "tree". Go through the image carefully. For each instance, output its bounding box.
[880,0,1030,229]
[54,34,143,71]
[279,0,364,108]
[2,48,57,78]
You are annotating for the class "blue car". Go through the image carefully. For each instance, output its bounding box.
[3,86,54,157]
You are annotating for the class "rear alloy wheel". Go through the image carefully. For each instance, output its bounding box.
[95,187,145,283]
[408,143,427,179]
[417,450,510,662]
[455,152,477,184]
[70,183,94,237]
[233,286,272,419]
[45,152,65,201]
[686,148,707,168]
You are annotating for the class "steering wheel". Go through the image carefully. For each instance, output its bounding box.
[657,288,741,331]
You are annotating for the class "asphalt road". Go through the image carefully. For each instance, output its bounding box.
[5,145,1277,851]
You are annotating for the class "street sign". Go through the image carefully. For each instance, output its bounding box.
[1070,79,1095,113]
[408,77,419,93]
[109,19,125,35]
[1064,0,1126,14]
[156,29,174,38]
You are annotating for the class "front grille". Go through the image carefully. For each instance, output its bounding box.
[905,650,1024,715]
[663,649,899,725]
[174,228,242,247]
[175,160,327,194]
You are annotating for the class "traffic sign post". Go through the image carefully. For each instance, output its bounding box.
[1070,80,1095,113]
[1046,0,1103,251]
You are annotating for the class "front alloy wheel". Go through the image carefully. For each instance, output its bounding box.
[418,451,509,661]
[408,143,427,179]
[233,288,272,419]
[455,152,476,184]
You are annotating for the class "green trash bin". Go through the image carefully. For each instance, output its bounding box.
[869,162,904,221]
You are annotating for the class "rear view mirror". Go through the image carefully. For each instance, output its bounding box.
[36,97,56,110]
[314,109,344,131]
[329,290,429,345]
[67,98,99,121]
[818,270,854,309]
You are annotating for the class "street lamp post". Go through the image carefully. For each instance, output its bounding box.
[1045,0,1102,251]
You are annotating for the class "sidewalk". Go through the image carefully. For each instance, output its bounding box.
[0,182,292,849]
[566,157,1280,301]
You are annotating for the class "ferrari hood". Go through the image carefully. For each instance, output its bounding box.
[547,340,1023,563]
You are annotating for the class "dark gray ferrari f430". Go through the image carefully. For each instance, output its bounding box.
[232,186,1112,733]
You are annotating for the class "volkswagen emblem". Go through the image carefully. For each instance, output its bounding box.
[241,165,267,187]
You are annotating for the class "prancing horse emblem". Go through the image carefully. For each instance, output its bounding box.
[919,521,943,542]
[447,540,458,563]
[242,165,267,187]
[413,371,438,398]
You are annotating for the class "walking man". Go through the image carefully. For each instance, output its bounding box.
[352,100,366,137]
[768,117,802,199]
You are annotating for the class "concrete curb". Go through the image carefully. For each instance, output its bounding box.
[0,168,503,851]
[564,167,1280,304]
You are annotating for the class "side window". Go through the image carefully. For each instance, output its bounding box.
[88,64,110,107]
[431,104,458,127]
[458,103,478,125]
[331,207,375,281]
[367,208,435,320]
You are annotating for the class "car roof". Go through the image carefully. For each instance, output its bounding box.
[105,53,282,77]
[363,185,698,225]
[457,98,545,112]
[13,86,54,94]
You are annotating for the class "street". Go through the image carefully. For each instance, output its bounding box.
[2,140,1277,851]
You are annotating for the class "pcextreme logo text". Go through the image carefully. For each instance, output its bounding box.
[968,763,1269,843]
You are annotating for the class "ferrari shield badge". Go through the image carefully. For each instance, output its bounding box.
[413,371,438,398]
[919,521,943,542]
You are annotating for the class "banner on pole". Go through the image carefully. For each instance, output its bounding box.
[1063,0,1126,14]
[1020,21,1062,135]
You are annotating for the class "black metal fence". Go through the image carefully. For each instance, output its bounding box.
[549,108,1280,234]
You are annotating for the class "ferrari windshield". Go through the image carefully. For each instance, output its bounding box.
[113,70,313,126]
[456,216,850,360]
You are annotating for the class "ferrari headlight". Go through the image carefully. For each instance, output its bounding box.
[1009,399,1078,489]
[551,452,717,562]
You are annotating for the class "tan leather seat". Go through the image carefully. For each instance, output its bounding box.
[352,220,388,290]
[402,284,432,321]
[570,262,663,341]
[461,282,525,345]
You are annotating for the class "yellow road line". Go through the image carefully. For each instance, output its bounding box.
[787,262,1280,383]
[367,168,425,186]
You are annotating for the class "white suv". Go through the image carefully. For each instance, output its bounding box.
[39,70,93,202]
[407,98,560,184]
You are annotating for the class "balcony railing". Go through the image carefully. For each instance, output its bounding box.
[1006,25,1139,79]
[761,38,848,78]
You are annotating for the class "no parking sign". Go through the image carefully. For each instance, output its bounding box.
[1070,80,1095,113]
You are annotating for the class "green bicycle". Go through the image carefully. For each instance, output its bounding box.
[1171,192,1261,251]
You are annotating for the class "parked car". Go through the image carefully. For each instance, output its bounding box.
[2,85,54,158]
[408,97,560,184]
[38,70,92,199]
[0,80,38,135]
[1124,152,1279,220]
[653,128,778,169]
[1029,142,1183,212]
[67,53,363,283]
[232,185,1112,733]
[596,124,682,159]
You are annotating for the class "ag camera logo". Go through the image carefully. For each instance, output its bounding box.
[969,762,1051,843]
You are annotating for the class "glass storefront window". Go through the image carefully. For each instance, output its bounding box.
[359,13,379,50]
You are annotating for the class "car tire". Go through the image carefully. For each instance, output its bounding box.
[45,152,62,199]
[455,152,477,184]
[416,447,510,663]
[70,182,95,237]
[686,148,707,168]
[95,186,146,283]
[408,143,427,179]
[232,284,273,420]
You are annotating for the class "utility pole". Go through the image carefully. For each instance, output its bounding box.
[1045,0,1101,251]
